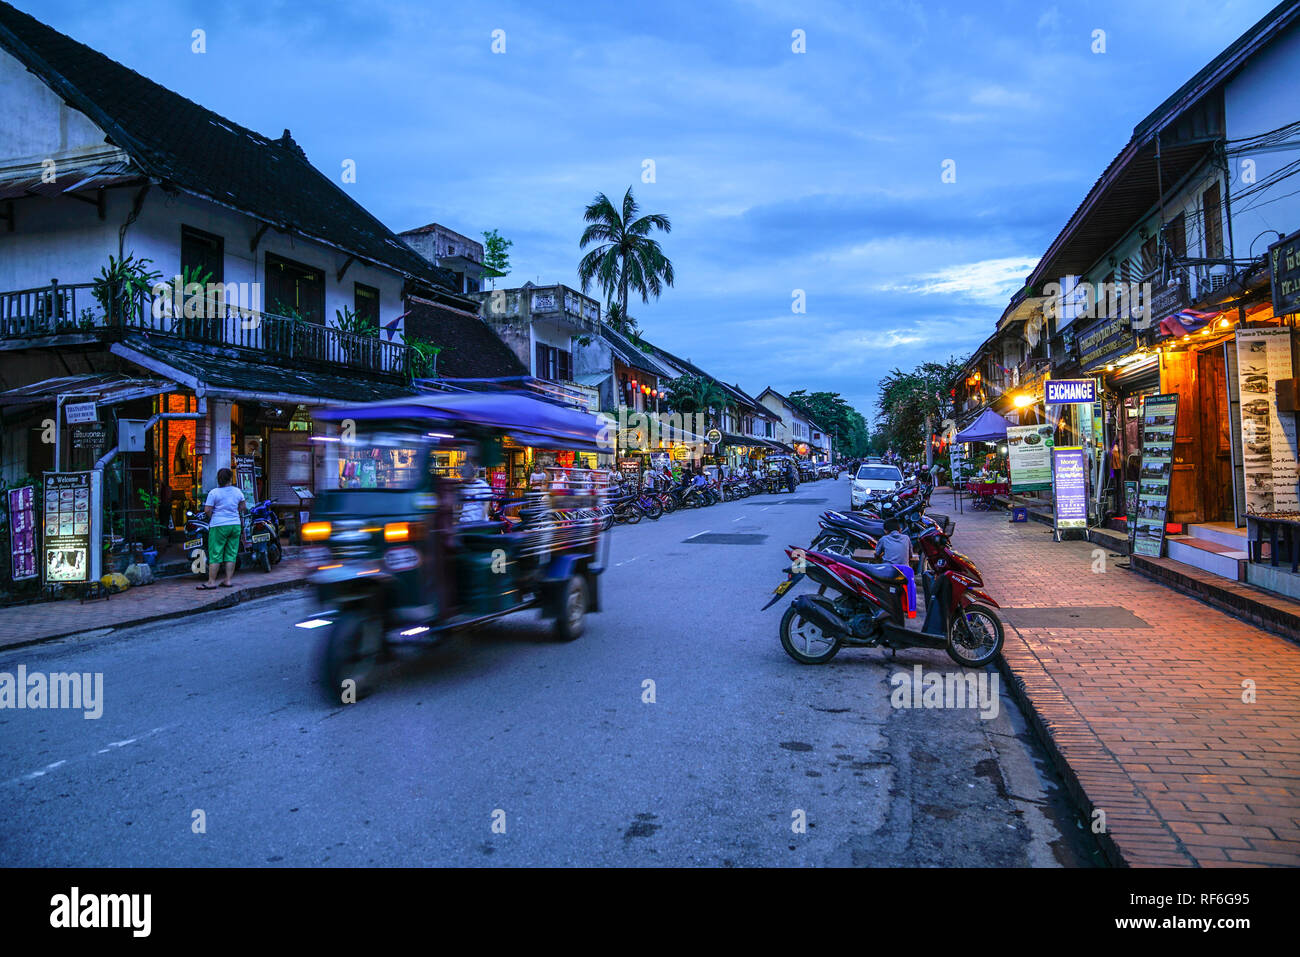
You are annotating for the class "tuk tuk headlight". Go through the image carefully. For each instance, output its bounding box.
[302,521,332,541]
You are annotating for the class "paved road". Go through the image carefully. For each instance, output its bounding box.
[0,477,1100,866]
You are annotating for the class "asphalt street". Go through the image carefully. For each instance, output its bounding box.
[0,476,1100,866]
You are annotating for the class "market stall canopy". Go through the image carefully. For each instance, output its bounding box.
[954,408,1012,443]
[315,392,610,454]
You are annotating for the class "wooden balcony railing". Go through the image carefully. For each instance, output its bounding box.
[0,280,409,377]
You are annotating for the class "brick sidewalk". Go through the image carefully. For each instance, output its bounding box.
[0,560,308,651]
[949,503,1300,867]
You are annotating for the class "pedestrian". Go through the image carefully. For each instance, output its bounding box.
[198,467,246,590]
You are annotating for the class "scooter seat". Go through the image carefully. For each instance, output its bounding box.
[818,551,907,584]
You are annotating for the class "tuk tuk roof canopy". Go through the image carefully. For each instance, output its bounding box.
[315,392,610,453]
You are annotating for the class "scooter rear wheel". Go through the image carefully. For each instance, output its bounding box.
[317,612,384,703]
[780,600,842,664]
[946,604,1004,667]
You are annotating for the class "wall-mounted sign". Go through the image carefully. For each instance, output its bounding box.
[1075,314,1132,369]
[1132,393,1179,558]
[64,401,98,424]
[1268,233,1300,317]
[1052,447,1088,532]
[1236,327,1299,514]
[42,471,101,585]
[1045,379,1097,405]
[8,485,37,582]
[70,423,109,450]
[1007,424,1053,491]
[705,428,722,446]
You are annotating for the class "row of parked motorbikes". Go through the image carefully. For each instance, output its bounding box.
[182,498,285,572]
[763,477,1006,669]
[603,466,839,529]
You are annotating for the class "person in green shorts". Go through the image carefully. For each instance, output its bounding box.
[198,467,247,590]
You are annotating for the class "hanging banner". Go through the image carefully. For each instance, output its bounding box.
[1235,327,1299,515]
[8,485,38,582]
[42,471,101,585]
[1132,394,1179,557]
[1006,424,1053,492]
[1052,446,1088,532]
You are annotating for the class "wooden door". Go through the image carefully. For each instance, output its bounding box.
[1198,348,1233,522]
[1163,351,1202,523]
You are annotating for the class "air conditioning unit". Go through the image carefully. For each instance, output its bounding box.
[1207,266,1231,292]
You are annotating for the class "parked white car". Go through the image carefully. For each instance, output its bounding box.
[850,463,903,511]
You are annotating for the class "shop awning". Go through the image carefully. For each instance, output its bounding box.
[112,340,417,405]
[955,408,1012,443]
[0,372,175,408]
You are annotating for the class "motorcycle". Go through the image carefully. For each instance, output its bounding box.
[184,509,277,573]
[248,499,283,565]
[763,525,1004,668]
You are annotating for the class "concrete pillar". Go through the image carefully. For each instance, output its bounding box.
[201,399,234,493]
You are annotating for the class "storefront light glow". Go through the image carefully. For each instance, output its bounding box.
[1013,393,1034,408]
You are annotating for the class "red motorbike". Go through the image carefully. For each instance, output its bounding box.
[762,525,1004,668]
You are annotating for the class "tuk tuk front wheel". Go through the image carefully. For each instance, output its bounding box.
[553,574,588,642]
[318,612,384,703]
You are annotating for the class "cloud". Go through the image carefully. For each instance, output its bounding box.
[880,257,1040,305]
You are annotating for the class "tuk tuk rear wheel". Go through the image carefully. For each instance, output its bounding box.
[553,574,588,642]
[318,612,384,703]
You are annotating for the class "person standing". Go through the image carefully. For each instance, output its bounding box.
[198,467,246,590]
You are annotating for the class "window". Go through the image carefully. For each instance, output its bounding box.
[534,343,572,381]
[181,226,223,284]
[1203,182,1223,259]
[265,254,325,323]
[1166,212,1187,261]
[354,283,380,329]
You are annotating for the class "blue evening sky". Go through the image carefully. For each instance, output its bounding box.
[18,0,1279,421]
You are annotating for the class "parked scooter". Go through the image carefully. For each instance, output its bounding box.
[762,526,1003,668]
[183,508,277,573]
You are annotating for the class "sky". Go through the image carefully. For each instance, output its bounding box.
[16,0,1282,423]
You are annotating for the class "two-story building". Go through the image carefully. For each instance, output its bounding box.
[755,388,831,464]
[0,2,514,561]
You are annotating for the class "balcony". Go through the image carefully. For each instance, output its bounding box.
[0,281,409,378]
[473,284,601,334]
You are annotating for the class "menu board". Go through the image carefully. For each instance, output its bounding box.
[1007,424,1053,492]
[42,472,100,584]
[1124,480,1139,553]
[8,485,37,581]
[1132,394,1179,557]
[234,454,258,507]
[1052,447,1088,532]
[1235,328,1298,515]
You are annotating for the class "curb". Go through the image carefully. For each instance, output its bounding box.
[0,577,309,653]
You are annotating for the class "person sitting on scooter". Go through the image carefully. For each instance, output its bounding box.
[875,517,917,617]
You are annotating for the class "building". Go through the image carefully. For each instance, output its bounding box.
[0,1,508,573]
[756,388,832,463]
[398,223,489,295]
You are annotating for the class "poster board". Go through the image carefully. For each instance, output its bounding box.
[1052,446,1088,534]
[1132,394,1179,557]
[8,485,37,582]
[1007,424,1053,492]
[1235,327,1299,515]
[42,471,101,585]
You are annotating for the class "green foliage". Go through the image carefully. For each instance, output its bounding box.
[92,253,161,322]
[875,358,965,459]
[482,229,512,288]
[578,187,674,325]
[664,373,727,418]
[135,487,164,542]
[334,304,377,338]
[401,334,443,379]
[786,390,872,458]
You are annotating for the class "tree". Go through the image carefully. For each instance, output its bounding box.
[481,229,512,289]
[578,187,674,325]
[875,358,965,461]
[664,373,727,423]
[787,390,871,458]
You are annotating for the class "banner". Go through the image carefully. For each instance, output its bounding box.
[8,485,37,582]
[1052,447,1088,531]
[1235,327,1298,515]
[1007,424,1053,492]
[42,471,101,585]
[1132,394,1179,558]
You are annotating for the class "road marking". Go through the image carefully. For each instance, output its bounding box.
[732,516,746,522]
[684,530,712,540]
[5,726,168,787]
[614,556,640,567]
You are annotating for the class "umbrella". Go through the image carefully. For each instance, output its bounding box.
[954,408,1012,443]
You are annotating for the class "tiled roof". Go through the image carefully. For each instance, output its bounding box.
[0,1,455,291]
[402,298,527,379]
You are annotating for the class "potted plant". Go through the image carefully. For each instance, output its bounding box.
[91,253,161,327]
[135,488,165,566]
[334,305,378,366]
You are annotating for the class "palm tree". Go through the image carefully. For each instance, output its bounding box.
[578,187,674,328]
[667,374,727,424]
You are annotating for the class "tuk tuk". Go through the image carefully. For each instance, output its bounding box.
[298,392,611,702]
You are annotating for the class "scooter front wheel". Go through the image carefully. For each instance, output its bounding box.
[317,612,385,704]
[780,600,842,664]
[946,604,1004,667]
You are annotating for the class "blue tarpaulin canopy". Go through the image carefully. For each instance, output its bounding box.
[954,408,1012,443]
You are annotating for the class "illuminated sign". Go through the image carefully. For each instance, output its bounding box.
[1045,379,1096,405]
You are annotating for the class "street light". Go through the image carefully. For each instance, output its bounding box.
[1013,393,1034,409]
